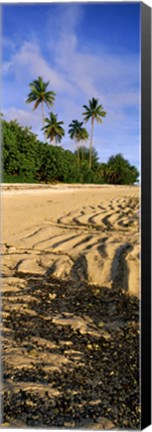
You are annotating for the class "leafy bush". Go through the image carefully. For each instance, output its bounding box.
[2,118,139,185]
[104,154,139,185]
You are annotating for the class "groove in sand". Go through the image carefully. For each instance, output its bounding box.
[2,184,140,429]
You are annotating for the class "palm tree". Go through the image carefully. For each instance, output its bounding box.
[42,112,65,145]
[26,76,56,130]
[79,127,89,161]
[68,120,84,166]
[82,97,106,169]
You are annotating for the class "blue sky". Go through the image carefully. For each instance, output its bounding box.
[2,2,141,170]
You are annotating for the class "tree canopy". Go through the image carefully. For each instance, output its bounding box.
[26,76,56,133]
[2,117,139,186]
[105,154,139,185]
[42,113,65,145]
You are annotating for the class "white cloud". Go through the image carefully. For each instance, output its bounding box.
[3,6,140,113]
[45,4,140,109]
[3,40,72,93]
[3,107,41,129]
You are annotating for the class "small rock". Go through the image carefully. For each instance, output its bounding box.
[8,246,17,253]
[64,421,76,428]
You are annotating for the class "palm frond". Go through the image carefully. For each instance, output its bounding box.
[42,112,64,144]
[26,77,56,119]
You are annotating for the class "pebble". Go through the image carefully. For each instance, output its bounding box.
[2,275,139,429]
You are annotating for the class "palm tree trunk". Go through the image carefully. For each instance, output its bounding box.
[76,140,80,168]
[42,101,46,140]
[89,117,94,169]
[82,141,84,161]
[41,101,45,127]
[51,137,56,145]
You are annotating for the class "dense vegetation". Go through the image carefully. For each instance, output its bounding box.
[1,76,139,184]
[2,117,139,185]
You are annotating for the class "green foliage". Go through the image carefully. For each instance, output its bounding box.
[3,78,139,185]
[76,147,99,170]
[82,97,107,169]
[68,120,84,165]
[39,145,80,183]
[104,154,139,185]
[2,119,43,182]
[26,76,56,141]
[42,113,65,145]
[26,76,56,112]
[2,117,139,186]
[83,98,107,124]
[68,120,84,141]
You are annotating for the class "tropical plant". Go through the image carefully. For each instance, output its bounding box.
[42,112,65,145]
[82,97,106,169]
[105,154,139,185]
[26,76,56,131]
[79,127,89,160]
[68,120,84,166]
[2,116,139,186]
[77,146,99,169]
[2,118,43,182]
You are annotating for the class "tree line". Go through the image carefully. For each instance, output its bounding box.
[2,75,139,184]
[26,76,106,170]
[2,116,139,185]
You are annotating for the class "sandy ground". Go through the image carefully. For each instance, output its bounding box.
[1,184,140,428]
[2,184,140,296]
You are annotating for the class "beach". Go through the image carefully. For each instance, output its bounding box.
[2,184,140,295]
[1,184,140,428]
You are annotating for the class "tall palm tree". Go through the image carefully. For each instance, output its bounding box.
[68,120,83,166]
[82,97,107,169]
[26,76,56,130]
[42,112,65,145]
[79,127,89,161]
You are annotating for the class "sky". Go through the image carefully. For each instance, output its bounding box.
[2,2,141,170]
